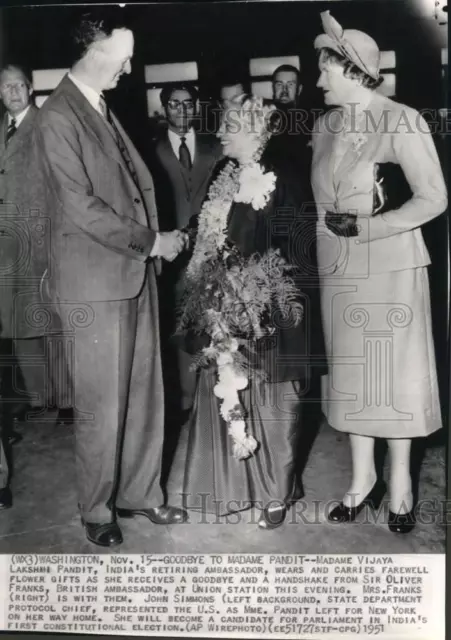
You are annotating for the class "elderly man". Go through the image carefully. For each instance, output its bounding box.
[33,13,186,546]
[0,65,71,433]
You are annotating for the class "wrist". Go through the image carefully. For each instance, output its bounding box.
[149,232,161,258]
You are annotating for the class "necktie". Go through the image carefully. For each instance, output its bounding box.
[98,96,138,185]
[179,136,192,170]
[6,118,17,145]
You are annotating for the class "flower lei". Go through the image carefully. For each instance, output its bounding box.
[179,159,302,461]
[187,160,276,280]
[184,159,277,459]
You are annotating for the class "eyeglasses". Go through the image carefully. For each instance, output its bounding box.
[167,99,195,110]
[1,82,28,92]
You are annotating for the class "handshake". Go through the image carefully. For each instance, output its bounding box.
[153,230,189,262]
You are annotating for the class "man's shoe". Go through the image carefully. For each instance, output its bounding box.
[82,520,123,547]
[116,505,188,524]
[0,487,12,510]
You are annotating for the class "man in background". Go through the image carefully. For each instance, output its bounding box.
[0,65,72,434]
[34,13,186,547]
[150,83,222,460]
[219,81,246,111]
[269,64,310,198]
[269,63,325,486]
[272,63,303,110]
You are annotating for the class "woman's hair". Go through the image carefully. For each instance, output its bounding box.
[222,93,278,159]
[228,92,280,131]
[318,47,383,90]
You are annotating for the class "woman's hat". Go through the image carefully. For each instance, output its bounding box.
[314,11,380,80]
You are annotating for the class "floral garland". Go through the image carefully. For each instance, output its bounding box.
[178,158,302,461]
[186,160,240,279]
[187,159,276,279]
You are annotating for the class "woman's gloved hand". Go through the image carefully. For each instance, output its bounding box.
[325,211,359,237]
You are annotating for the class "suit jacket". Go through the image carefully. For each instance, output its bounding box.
[0,105,48,338]
[311,92,448,277]
[150,126,223,231]
[33,75,160,303]
[150,126,223,329]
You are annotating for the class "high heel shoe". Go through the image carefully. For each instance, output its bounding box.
[258,505,287,530]
[328,480,387,523]
[388,508,416,534]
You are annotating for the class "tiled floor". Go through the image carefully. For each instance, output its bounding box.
[0,415,446,554]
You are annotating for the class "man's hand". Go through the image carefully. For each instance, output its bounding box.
[155,230,186,262]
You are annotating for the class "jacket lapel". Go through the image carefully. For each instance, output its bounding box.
[190,135,221,198]
[333,94,380,190]
[1,105,37,161]
[157,134,191,194]
[61,76,133,177]
[0,116,7,156]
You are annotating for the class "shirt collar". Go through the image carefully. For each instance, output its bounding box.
[167,127,195,144]
[68,72,103,113]
[8,105,31,128]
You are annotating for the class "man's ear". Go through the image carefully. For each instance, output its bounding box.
[297,83,303,96]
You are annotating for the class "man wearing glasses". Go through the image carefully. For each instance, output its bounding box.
[150,84,222,462]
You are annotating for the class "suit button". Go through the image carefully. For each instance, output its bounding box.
[134,198,141,204]
[0,170,4,175]
[0,199,3,204]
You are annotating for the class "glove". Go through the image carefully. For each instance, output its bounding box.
[325,211,359,237]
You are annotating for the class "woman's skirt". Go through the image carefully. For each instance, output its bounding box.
[167,367,304,516]
[319,266,442,438]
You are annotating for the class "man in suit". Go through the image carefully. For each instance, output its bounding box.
[268,65,326,475]
[0,65,72,438]
[150,84,222,433]
[33,14,187,546]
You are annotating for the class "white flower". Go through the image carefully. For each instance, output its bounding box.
[234,164,276,211]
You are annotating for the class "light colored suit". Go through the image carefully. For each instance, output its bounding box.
[312,92,447,278]
[34,75,165,521]
[311,92,447,438]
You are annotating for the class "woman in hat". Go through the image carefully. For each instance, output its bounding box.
[311,11,447,533]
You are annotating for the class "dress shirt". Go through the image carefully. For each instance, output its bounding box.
[67,73,161,259]
[8,104,30,129]
[68,73,103,114]
[168,127,196,163]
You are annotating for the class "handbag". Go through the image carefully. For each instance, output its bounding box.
[372,162,412,215]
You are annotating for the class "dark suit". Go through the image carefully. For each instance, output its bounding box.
[33,75,165,522]
[150,127,222,415]
[0,105,56,417]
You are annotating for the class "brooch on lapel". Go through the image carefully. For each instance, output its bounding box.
[352,132,368,156]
